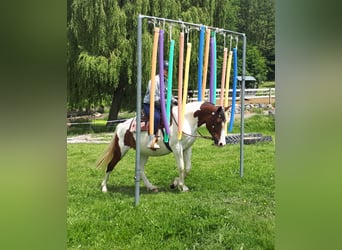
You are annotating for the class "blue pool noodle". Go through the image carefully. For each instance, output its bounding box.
[228,47,238,132]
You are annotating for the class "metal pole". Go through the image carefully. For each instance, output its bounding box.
[135,15,246,204]
[240,34,246,178]
[135,15,142,205]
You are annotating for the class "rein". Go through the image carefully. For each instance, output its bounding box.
[184,129,213,140]
[171,111,213,140]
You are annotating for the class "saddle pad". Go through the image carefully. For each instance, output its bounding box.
[130,118,149,132]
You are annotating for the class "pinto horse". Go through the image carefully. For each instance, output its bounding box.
[97,101,227,192]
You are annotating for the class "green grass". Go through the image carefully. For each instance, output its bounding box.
[67,115,275,249]
[259,81,275,88]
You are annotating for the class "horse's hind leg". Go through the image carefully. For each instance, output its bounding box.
[139,155,158,192]
[101,144,130,193]
[101,172,111,193]
[101,157,120,193]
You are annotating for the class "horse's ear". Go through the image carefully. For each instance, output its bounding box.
[216,106,223,113]
[224,106,230,112]
[216,106,227,122]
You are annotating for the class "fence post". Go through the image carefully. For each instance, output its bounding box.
[269,87,271,104]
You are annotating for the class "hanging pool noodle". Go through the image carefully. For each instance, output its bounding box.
[220,48,228,107]
[209,37,214,104]
[181,42,192,134]
[213,32,217,104]
[228,47,238,132]
[201,29,210,101]
[177,32,184,140]
[158,29,170,140]
[224,50,233,135]
[164,39,175,143]
[197,26,205,101]
[149,27,159,136]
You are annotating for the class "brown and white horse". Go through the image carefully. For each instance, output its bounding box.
[97,101,227,192]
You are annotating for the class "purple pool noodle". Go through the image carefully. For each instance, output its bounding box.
[158,29,170,135]
[209,37,214,103]
[197,26,205,101]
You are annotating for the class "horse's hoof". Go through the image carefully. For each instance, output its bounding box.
[101,186,108,193]
[171,178,179,189]
[181,186,189,192]
[148,186,159,192]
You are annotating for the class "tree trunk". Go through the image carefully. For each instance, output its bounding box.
[106,75,127,127]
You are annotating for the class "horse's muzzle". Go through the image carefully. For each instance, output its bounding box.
[213,138,225,147]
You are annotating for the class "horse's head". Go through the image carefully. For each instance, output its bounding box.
[194,102,228,146]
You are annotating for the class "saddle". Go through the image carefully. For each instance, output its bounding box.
[129,110,173,133]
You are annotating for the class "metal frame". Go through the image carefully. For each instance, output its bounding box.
[136,14,246,205]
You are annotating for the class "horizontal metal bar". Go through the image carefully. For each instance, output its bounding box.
[139,14,245,36]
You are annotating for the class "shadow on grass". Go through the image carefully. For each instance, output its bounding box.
[101,183,181,197]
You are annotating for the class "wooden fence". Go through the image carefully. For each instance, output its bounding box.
[173,88,275,103]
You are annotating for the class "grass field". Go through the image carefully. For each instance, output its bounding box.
[67,115,275,249]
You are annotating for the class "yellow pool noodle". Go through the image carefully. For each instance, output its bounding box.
[179,42,192,140]
[224,50,233,135]
[177,32,184,140]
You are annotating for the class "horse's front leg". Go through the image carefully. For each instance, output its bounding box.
[184,147,192,177]
[139,155,158,192]
[171,143,189,192]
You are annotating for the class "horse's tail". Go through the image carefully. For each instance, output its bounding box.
[96,132,117,170]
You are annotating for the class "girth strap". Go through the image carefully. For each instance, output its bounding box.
[161,130,173,152]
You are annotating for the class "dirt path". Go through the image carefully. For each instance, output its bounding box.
[237,97,275,105]
[67,134,112,144]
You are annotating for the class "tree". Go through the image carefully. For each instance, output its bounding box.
[67,0,275,121]
[68,0,136,121]
[245,45,267,82]
[238,0,275,80]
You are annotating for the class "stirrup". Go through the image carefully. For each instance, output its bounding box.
[147,136,160,149]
